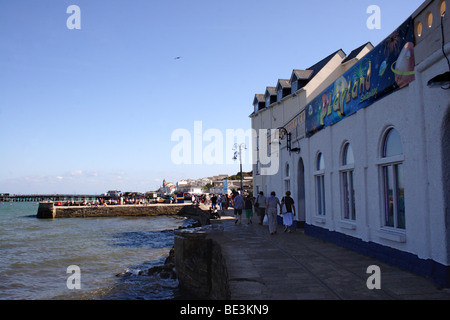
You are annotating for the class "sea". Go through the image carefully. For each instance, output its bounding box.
[0,202,195,300]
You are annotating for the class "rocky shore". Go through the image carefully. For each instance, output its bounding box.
[114,223,198,280]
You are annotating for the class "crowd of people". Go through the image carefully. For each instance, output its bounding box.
[201,190,296,236]
[58,196,158,207]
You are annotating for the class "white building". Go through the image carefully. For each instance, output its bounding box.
[250,0,450,287]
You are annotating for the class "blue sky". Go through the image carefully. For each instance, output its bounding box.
[0,0,424,194]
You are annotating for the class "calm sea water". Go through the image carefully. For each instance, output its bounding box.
[0,202,192,300]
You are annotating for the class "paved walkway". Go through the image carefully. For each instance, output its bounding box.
[207,207,450,300]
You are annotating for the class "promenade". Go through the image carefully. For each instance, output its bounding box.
[207,207,450,300]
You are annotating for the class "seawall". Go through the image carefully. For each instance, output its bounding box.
[174,224,230,300]
[36,202,200,219]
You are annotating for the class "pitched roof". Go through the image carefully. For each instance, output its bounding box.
[253,49,345,108]
[276,79,291,90]
[341,42,373,64]
[289,50,343,91]
[253,94,265,105]
[291,69,314,82]
[306,49,343,78]
[265,86,277,97]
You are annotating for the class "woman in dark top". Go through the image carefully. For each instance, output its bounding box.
[281,191,296,233]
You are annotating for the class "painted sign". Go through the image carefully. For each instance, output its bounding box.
[286,111,306,139]
[306,17,415,137]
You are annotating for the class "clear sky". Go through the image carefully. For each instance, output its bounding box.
[0,0,424,195]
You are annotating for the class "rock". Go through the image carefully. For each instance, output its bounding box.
[115,271,132,277]
[164,247,175,265]
[147,265,164,275]
[147,263,176,279]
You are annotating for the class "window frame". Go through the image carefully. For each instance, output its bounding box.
[377,128,406,231]
[284,163,291,194]
[314,152,326,217]
[340,142,356,221]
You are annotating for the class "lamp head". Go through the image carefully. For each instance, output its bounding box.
[427,71,450,88]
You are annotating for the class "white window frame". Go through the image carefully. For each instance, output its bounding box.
[314,153,326,217]
[340,143,356,222]
[284,163,291,194]
[377,128,406,234]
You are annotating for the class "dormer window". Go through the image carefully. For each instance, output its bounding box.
[253,94,265,113]
[265,87,277,107]
[290,69,313,93]
[276,79,291,101]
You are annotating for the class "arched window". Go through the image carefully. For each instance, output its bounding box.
[284,163,291,193]
[315,153,326,216]
[440,0,446,17]
[383,128,403,157]
[380,128,405,229]
[340,143,355,221]
[343,143,355,165]
[317,153,325,171]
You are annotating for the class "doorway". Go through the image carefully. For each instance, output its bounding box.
[297,158,306,226]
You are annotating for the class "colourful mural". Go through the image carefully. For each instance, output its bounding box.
[306,17,415,137]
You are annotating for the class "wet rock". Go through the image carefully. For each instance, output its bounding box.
[115,271,133,277]
[164,246,175,265]
[147,263,177,279]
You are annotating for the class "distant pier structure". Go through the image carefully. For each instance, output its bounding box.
[0,193,98,203]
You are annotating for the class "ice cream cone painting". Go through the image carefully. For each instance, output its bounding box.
[391,42,415,88]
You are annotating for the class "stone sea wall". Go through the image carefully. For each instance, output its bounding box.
[174,224,230,300]
[36,202,197,219]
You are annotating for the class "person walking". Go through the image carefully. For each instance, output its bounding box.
[218,194,223,211]
[211,194,217,211]
[220,194,227,212]
[254,191,266,225]
[244,193,254,224]
[233,192,244,224]
[265,191,281,235]
[280,191,296,233]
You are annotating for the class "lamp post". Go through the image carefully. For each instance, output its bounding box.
[232,143,247,195]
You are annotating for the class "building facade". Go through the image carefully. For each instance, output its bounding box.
[250,0,450,287]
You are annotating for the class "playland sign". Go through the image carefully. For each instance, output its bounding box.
[306,17,415,137]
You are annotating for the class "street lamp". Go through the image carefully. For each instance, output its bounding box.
[277,127,301,154]
[428,12,450,89]
[232,143,247,195]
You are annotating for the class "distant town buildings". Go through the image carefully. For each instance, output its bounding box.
[174,174,253,195]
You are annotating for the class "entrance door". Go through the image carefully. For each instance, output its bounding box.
[297,158,306,225]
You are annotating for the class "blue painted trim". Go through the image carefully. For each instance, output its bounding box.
[304,224,450,288]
